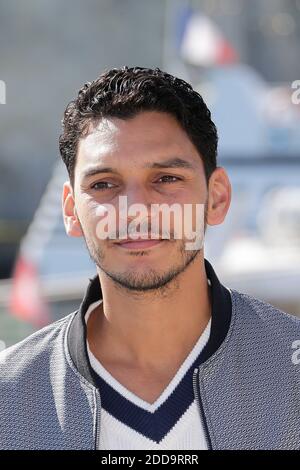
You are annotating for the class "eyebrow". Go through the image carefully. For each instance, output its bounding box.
[144,157,195,170]
[82,157,195,179]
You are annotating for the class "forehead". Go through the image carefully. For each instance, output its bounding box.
[76,111,202,171]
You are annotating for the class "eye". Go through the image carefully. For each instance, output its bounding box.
[156,175,182,184]
[91,181,116,191]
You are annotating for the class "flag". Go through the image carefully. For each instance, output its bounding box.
[10,255,50,327]
[178,8,238,67]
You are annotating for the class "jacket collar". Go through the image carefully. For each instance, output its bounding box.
[67,258,232,387]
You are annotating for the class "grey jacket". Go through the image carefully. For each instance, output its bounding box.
[0,259,300,450]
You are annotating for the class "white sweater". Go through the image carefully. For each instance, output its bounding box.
[85,297,211,450]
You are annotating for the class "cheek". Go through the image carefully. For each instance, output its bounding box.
[166,179,206,204]
[74,199,100,238]
[76,194,106,221]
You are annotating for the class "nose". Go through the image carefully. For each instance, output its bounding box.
[117,183,152,236]
[124,182,152,209]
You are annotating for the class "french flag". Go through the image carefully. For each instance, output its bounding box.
[177,7,238,67]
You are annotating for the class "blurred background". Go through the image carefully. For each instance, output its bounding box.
[0,0,300,348]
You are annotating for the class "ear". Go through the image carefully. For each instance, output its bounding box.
[62,181,83,237]
[206,167,231,226]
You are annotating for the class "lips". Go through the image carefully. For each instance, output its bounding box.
[115,234,163,243]
[116,237,162,243]
[115,238,165,249]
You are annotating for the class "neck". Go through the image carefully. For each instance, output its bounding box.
[87,254,211,373]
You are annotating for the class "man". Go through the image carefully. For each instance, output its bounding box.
[0,67,299,450]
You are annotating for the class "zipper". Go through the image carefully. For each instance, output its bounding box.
[94,388,102,450]
[193,367,212,450]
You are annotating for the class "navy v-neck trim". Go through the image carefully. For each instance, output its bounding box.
[90,336,210,442]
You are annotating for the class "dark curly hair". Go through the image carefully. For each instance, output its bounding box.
[59,66,218,185]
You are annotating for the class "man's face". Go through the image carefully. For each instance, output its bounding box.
[64,111,211,292]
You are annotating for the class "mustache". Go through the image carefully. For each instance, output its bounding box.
[117,218,173,239]
[94,210,177,240]
[113,229,173,240]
